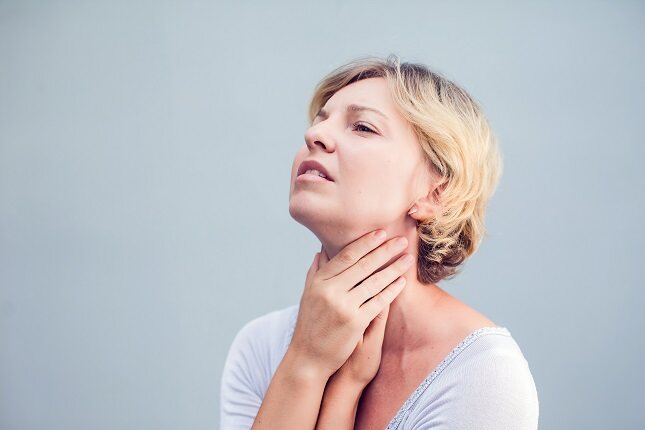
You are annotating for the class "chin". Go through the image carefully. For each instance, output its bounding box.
[289,201,320,226]
[289,201,338,234]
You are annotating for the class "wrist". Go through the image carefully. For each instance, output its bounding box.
[328,369,368,394]
[319,372,364,425]
[329,367,372,392]
[282,346,333,386]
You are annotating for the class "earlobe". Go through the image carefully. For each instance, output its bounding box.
[407,200,433,222]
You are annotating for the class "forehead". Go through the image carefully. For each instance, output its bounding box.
[323,77,396,114]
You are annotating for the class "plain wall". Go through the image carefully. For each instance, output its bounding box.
[1,1,643,429]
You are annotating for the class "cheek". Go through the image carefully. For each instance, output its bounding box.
[344,158,399,199]
[346,156,415,210]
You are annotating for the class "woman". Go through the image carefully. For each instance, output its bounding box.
[220,55,539,429]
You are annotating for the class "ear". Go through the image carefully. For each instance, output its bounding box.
[408,179,446,222]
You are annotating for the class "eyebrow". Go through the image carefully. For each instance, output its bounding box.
[316,103,389,120]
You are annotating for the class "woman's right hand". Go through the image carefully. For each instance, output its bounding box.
[287,229,414,380]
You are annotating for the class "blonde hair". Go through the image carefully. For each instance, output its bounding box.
[308,55,503,284]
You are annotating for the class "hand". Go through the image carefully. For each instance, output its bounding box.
[329,299,392,387]
[287,230,413,380]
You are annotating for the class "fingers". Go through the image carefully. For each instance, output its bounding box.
[336,236,411,291]
[349,253,414,306]
[316,230,387,280]
[359,276,406,326]
[363,302,390,343]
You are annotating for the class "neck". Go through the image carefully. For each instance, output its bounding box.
[315,220,446,353]
[381,274,446,352]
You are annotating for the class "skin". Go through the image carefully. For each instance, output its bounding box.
[289,77,484,354]
[252,77,495,430]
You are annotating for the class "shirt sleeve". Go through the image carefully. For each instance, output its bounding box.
[407,338,539,430]
[219,317,271,430]
[219,306,297,430]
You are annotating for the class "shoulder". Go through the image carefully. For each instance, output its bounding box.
[405,328,539,429]
[219,304,300,429]
[453,328,539,403]
[233,304,299,349]
[222,303,300,382]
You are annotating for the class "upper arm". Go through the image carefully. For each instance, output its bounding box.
[408,342,539,430]
[219,320,268,430]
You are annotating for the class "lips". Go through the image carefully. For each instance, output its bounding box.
[297,159,334,181]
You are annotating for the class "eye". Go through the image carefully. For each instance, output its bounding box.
[352,122,377,134]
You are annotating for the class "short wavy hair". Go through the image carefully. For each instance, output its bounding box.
[307,55,503,284]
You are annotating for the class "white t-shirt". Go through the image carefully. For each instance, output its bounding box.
[220,304,539,429]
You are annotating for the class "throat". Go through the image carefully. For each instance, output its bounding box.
[381,282,447,353]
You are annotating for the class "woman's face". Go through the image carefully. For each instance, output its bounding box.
[289,77,431,239]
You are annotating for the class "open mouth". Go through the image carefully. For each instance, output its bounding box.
[298,169,331,181]
[297,159,334,182]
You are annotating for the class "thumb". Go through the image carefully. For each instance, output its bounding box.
[304,252,320,288]
[363,303,391,345]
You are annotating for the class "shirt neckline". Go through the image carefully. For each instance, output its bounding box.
[282,305,511,429]
[384,325,510,429]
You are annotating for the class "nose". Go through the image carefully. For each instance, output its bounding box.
[304,121,336,153]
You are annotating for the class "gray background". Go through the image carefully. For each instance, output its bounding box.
[1,1,643,429]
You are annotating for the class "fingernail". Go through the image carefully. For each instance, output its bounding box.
[402,254,414,265]
[396,277,407,287]
[375,230,387,239]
